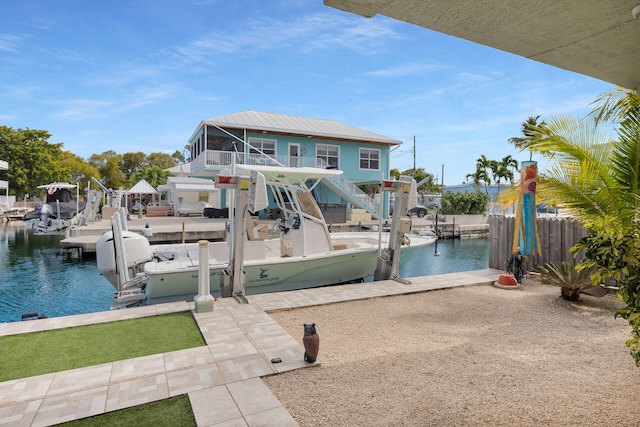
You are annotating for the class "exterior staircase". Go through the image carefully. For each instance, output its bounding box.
[322,174,380,220]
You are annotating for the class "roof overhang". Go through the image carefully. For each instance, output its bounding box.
[325,0,640,91]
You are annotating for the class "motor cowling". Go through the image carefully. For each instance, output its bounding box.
[96,231,153,288]
[37,204,54,222]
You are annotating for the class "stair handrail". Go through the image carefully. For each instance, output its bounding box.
[313,158,380,214]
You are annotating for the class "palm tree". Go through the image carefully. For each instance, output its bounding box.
[525,88,640,365]
[130,165,171,188]
[469,155,493,195]
[509,115,545,160]
[500,155,519,184]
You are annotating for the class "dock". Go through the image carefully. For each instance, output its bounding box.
[59,214,488,257]
[60,216,228,256]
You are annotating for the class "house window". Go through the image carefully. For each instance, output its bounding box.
[248,138,276,156]
[359,148,380,170]
[317,144,339,168]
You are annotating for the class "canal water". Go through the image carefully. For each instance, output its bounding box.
[0,224,489,323]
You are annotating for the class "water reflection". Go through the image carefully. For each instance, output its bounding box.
[0,222,114,323]
[0,221,489,323]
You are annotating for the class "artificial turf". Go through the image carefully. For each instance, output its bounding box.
[57,394,196,427]
[0,311,205,382]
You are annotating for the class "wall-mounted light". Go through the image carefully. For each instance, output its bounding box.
[301,148,307,155]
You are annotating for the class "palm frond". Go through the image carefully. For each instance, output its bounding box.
[611,102,640,211]
[589,87,640,126]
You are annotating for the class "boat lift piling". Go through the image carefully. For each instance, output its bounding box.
[194,240,214,313]
[374,176,416,283]
[215,170,268,302]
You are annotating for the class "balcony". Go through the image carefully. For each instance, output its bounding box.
[191,150,327,172]
[190,149,381,217]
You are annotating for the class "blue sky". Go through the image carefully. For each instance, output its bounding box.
[1,0,614,185]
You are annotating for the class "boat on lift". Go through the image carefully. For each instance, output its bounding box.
[22,182,84,234]
[96,166,436,308]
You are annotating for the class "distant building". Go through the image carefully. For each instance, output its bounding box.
[186,110,401,218]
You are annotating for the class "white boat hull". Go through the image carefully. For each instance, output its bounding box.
[143,232,435,300]
[95,166,436,307]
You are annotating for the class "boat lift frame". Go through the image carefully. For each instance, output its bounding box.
[374,175,416,283]
[215,170,268,301]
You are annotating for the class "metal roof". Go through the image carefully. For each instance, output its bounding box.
[127,179,158,195]
[201,110,401,145]
[325,0,640,91]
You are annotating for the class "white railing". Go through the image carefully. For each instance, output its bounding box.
[194,149,379,213]
[329,173,380,213]
[201,150,326,169]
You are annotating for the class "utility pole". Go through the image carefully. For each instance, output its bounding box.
[413,136,416,177]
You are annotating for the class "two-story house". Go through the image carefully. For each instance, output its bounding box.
[186,110,401,219]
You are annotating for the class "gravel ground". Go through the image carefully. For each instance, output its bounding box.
[263,279,640,426]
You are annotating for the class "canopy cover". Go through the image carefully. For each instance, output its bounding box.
[127,179,158,195]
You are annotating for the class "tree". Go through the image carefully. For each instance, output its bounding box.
[129,165,171,188]
[491,156,518,194]
[466,155,493,194]
[524,88,640,365]
[146,152,176,170]
[440,190,489,214]
[508,115,546,160]
[0,126,69,200]
[89,151,125,190]
[171,149,186,165]
[59,151,100,191]
[401,168,437,192]
[122,152,146,181]
[500,155,519,184]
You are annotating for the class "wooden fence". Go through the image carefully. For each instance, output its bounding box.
[488,216,588,272]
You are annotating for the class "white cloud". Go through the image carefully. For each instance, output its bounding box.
[117,84,177,111]
[169,12,400,65]
[0,34,24,52]
[49,99,114,120]
[366,63,441,77]
[86,67,161,88]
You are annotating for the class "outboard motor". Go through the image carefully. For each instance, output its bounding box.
[37,203,54,224]
[96,230,154,289]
